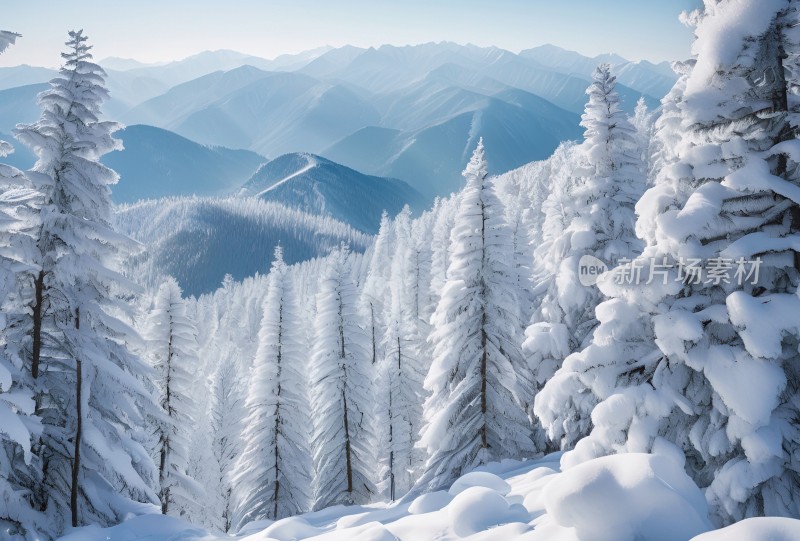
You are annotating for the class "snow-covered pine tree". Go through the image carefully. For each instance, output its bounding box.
[529,64,645,451]
[376,209,426,501]
[14,30,158,532]
[0,169,43,541]
[231,246,312,528]
[631,96,656,182]
[147,278,201,518]
[310,244,376,509]
[360,211,394,366]
[428,195,458,312]
[416,139,535,493]
[547,0,800,524]
[204,355,245,532]
[0,29,48,541]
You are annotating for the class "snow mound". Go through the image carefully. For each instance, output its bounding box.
[446,486,527,537]
[542,453,712,541]
[449,471,512,496]
[689,517,800,541]
[408,490,453,514]
[251,516,323,540]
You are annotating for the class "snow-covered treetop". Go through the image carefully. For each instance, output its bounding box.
[463,137,487,182]
[0,30,20,55]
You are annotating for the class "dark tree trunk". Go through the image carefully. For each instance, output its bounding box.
[71,307,82,528]
[31,270,44,380]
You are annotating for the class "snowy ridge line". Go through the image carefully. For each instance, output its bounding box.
[256,155,318,196]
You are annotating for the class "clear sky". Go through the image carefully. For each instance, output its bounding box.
[1,0,703,68]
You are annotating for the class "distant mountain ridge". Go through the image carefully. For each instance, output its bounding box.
[0,42,677,202]
[240,152,426,233]
[102,124,267,203]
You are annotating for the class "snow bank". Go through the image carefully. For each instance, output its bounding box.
[690,517,800,541]
[55,453,800,541]
[540,453,712,541]
[57,514,208,541]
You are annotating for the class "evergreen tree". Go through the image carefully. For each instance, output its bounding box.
[147,278,201,518]
[428,196,458,312]
[376,209,426,500]
[416,139,535,493]
[547,2,800,524]
[360,211,394,366]
[0,29,47,540]
[310,244,376,509]
[529,64,645,450]
[14,30,158,531]
[205,356,245,532]
[231,246,312,527]
[631,96,656,182]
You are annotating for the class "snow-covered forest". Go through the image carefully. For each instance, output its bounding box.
[2,1,800,540]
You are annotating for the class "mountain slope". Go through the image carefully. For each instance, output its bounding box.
[316,42,657,113]
[102,124,266,203]
[124,68,381,156]
[0,65,56,90]
[520,44,677,99]
[324,91,582,198]
[120,65,274,127]
[0,83,48,134]
[115,197,370,296]
[240,153,426,233]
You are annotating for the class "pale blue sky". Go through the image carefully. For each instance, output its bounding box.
[1,0,702,68]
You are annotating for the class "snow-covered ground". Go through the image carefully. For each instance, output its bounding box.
[56,453,800,541]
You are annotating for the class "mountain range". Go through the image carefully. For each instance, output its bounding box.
[0,42,677,202]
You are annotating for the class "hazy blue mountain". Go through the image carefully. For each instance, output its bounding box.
[103,70,171,116]
[115,197,370,296]
[240,153,426,233]
[0,65,56,90]
[265,46,333,71]
[298,45,367,79]
[121,65,274,127]
[324,89,582,198]
[0,73,140,126]
[520,44,677,100]
[123,67,381,156]
[102,124,266,203]
[98,57,166,70]
[114,50,276,87]
[0,42,670,208]
[311,42,657,113]
[0,83,48,134]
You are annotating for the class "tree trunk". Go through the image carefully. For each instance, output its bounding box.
[342,387,353,495]
[338,292,353,495]
[71,307,82,528]
[480,326,488,449]
[31,270,44,380]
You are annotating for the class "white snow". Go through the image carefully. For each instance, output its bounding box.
[56,452,799,541]
[685,0,787,95]
[255,155,318,196]
[690,517,800,541]
[541,453,712,541]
